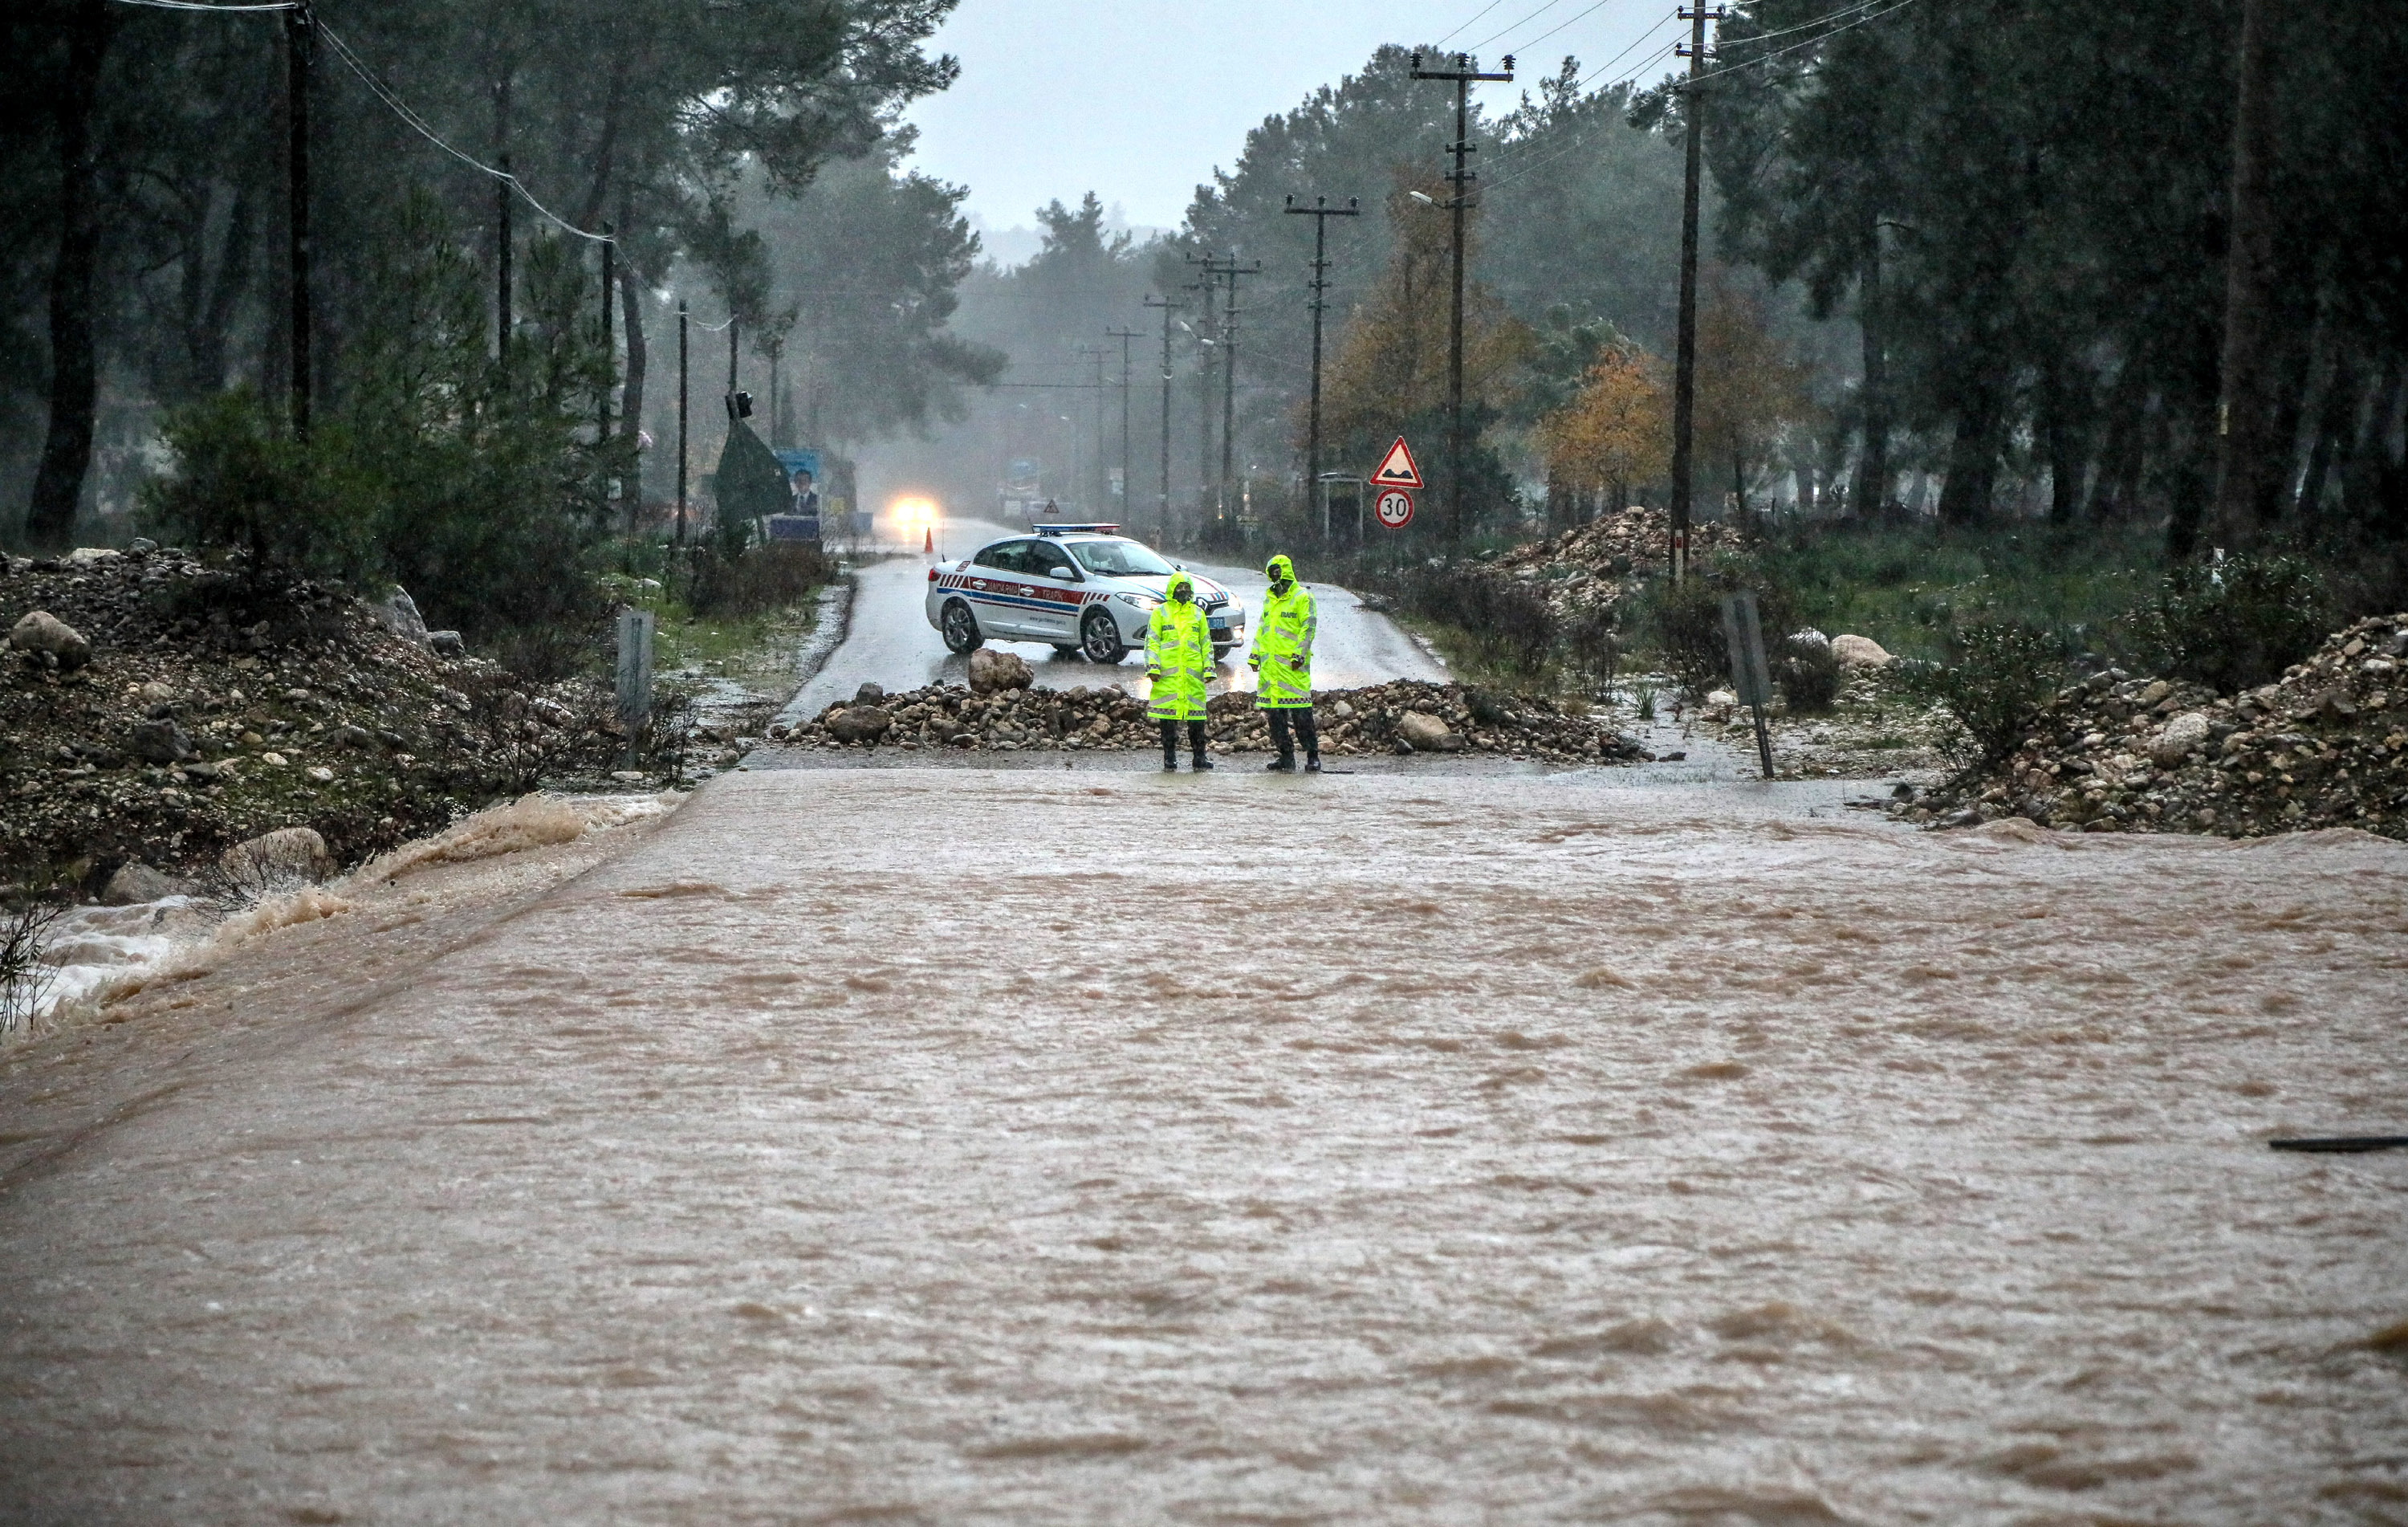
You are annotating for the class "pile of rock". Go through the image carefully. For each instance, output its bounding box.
[1486,506,1753,621]
[1905,614,2408,837]
[774,678,1654,764]
[2,545,623,893]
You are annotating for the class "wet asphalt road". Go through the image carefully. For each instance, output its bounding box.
[789,516,1446,715]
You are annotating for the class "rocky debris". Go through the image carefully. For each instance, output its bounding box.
[1902,613,2408,837]
[100,862,189,905]
[824,705,893,744]
[9,610,92,671]
[1487,506,1752,621]
[852,682,885,707]
[428,630,465,658]
[127,716,197,764]
[0,546,625,894]
[1832,634,1893,669]
[967,648,1033,695]
[1397,711,1462,753]
[773,678,1653,764]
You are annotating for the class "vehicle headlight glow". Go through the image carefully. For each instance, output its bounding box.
[1116,592,1161,610]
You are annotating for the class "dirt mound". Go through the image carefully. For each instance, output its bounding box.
[773,679,1653,764]
[1486,506,1752,619]
[1908,614,2408,837]
[1,547,624,892]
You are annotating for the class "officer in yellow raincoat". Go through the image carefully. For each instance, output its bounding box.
[1247,553,1320,772]
[1146,569,1215,771]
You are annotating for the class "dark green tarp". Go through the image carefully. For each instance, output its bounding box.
[713,421,791,541]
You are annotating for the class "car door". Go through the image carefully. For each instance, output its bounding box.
[965,540,1031,637]
[1019,539,1084,644]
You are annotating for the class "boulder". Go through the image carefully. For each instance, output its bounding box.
[852,682,887,707]
[1831,633,1893,669]
[9,609,90,670]
[1397,711,1462,753]
[2150,711,2212,769]
[101,862,189,906]
[377,588,431,645]
[62,547,121,567]
[428,629,465,658]
[128,717,197,764]
[220,825,331,883]
[826,705,893,743]
[968,648,1033,695]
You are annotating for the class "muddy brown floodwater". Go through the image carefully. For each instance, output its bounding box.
[2,770,2404,1524]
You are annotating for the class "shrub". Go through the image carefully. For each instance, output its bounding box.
[2116,552,2331,693]
[682,541,836,618]
[1775,633,1842,713]
[1637,563,1797,698]
[139,391,378,584]
[1561,604,1622,688]
[0,901,69,1034]
[1898,620,2070,766]
[1397,563,1554,677]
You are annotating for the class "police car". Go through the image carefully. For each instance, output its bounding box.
[925,524,1247,665]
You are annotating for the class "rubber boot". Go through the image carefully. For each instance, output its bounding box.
[1266,709,1297,770]
[1188,720,1214,771]
[1297,708,1322,772]
[1158,720,1179,772]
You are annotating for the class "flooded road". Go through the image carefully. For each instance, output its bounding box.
[788,516,1445,717]
[2,770,2404,1523]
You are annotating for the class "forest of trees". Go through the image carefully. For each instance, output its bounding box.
[7,0,2406,594]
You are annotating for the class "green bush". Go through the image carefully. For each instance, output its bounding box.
[1393,563,1555,678]
[683,541,836,618]
[1775,633,1842,713]
[139,391,377,584]
[2116,552,2331,693]
[1898,621,2070,766]
[1637,563,1797,698]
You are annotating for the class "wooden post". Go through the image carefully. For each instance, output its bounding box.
[616,607,655,767]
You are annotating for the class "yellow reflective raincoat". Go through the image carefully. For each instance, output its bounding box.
[1248,554,1316,709]
[1145,572,1213,722]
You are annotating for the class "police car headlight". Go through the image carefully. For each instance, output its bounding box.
[1115,592,1161,610]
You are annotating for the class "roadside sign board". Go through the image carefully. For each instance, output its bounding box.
[1375,487,1415,530]
[1720,590,1777,779]
[1371,436,1424,489]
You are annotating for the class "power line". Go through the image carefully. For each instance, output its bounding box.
[1436,0,1515,46]
[111,0,296,10]
[1470,0,1572,53]
[314,22,613,244]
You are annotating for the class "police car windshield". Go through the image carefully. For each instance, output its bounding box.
[1068,539,1176,578]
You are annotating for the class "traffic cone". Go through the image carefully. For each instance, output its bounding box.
[923,526,934,555]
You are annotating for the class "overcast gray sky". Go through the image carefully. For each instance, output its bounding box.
[902,0,1680,244]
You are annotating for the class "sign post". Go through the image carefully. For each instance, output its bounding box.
[1720,590,1776,780]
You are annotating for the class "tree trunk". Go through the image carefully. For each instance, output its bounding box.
[2210,0,2282,545]
[25,0,113,548]
[1849,225,1889,519]
[1938,377,2002,527]
[2296,344,2357,527]
[2088,359,2150,521]
[2340,354,2404,531]
[2041,355,2085,525]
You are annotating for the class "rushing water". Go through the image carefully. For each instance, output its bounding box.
[1,771,2402,1524]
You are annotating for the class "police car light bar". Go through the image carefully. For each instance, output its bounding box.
[1031,523,1118,536]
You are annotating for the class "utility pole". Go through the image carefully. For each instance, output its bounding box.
[1411,51,1514,545]
[1668,7,1723,581]
[1182,272,1216,524]
[285,1,313,439]
[676,299,689,546]
[1076,344,1108,511]
[1145,296,1181,545]
[1107,326,1141,523]
[1188,253,1263,531]
[1284,194,1359,540]
[494,71,513,354]
[727,319,739,397]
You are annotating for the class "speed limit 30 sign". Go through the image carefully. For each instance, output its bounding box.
[1375,487,1414,530]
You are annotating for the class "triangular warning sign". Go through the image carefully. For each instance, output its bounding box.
[1370,436,1423,489]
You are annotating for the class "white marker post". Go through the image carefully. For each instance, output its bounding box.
[1720,590,1775,780]
[616,607,656,768]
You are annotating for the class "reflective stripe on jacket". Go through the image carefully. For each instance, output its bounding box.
[1250,558,1316,709]
[1146,578,1213,721]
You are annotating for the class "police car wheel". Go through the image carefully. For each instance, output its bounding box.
[1080,609,1125,664]
[940,600,982,654]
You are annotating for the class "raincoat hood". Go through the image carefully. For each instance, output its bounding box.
[1166,570,1195,601]
[1265,554,1295,585]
